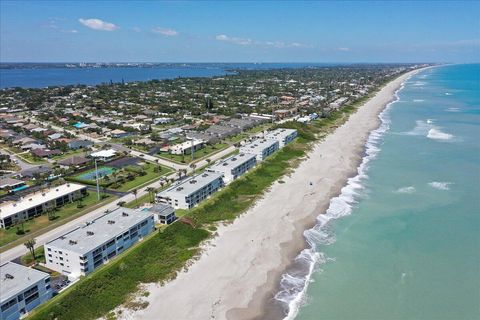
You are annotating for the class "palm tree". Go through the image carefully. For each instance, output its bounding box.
[46,208,57,221]
[146,187,156,203]
[16,218,25,235]
[24,239,36,263]
[132,188,138,204]
[189,163,197,173]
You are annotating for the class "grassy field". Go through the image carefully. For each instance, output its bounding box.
[16,152,47,164]
[116,163,172,192]
[26,86,389,320]
[68,163,172,192]
[51,149,86,161]
[158,143,228,163]
[21,246,46,266]
[0,192,114,249]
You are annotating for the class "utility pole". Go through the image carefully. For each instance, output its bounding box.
[94,158,100,201]
[190,138,194,162]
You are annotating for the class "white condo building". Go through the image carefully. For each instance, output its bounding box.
[156,172,223,209]
[0,183,87,229]
[207,153,257,184]
[0,262,52,320]
[44,208,154,279]
[166,139,204,155]
[265,128,298,147]
[239,138,279,161]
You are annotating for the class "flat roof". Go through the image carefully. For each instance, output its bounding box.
[90,149,116,158]
[159,172,223,198]
[0,262,49,303]
[0,178,24,189]
[46,208,153,255]
[150,204,175,217]
[240,138,278,155]
[208,153,256,173]
[0,183,87,219]
[169,139,203,151]
[265,128,297,141]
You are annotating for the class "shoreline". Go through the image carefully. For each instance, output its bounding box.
[119,68,425,320]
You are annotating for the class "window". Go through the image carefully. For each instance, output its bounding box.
[46,284,51,290]
[25,292,39,305]
[1,298,16,312]
[17,294,24,302]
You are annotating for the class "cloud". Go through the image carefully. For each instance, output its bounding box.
[216,34,309,48]
[216,34,253,46]
[132,27,141,33]
[152,27,179,36]
[336,47,350,52]
[64,29,79,34]
[78,18,118,31]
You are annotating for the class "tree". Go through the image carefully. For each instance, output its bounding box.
[46,208,57,221]
[189,163,197,173]
[132,188,138,204]
[24,239,37,264]
[146,187,156,203]
[16,218,25,235]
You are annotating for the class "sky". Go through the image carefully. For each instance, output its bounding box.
[1,1,479,63]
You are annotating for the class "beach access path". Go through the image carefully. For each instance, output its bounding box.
[124,69,422,320]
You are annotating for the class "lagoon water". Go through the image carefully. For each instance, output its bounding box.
[292,64,480,320]
[0,63,331,88]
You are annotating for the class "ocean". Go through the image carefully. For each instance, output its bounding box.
[276,64,480,320]
[0,63,333,88]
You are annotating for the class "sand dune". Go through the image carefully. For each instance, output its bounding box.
[118,69,422,320]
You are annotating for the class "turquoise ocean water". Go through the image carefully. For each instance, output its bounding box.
[276,64,480,320]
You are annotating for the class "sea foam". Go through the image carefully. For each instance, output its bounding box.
[427,128,454,140]
[394,186,416,194]
[428,182,452,190]
[274,79,407,320]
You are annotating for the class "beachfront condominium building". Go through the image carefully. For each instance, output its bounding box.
[264,128,298,148]
[0,183,87,229]
[0,262,52,320]
[239,138,279,162]
[206,153,257,184]
[44,208,154,278]
[156,172,224,209]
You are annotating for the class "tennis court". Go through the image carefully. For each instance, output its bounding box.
[76,166,116,181]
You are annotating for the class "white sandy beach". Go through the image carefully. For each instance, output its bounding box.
[118,69,421,320]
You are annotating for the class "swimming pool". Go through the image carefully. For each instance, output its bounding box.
[76,166,115,181]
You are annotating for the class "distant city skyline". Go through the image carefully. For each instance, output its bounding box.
[1,1,479,63]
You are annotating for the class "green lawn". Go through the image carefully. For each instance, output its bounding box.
[17,152,47,164]
[26,87,388,320]
[158,143,228,163]
[116,163,173,192]
[0,192,115,249]
[21,246,46,266]
[67,163,172,192]
[51,149,86,161]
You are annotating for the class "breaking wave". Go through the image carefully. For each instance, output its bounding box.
[428,181,452,190]
[274,80,407,320]
[394,186,416,194]
[427,128,454,140]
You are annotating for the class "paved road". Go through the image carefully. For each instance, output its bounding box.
[0,148,46,178]
[0,144,237,262]
[0,171,178,263]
